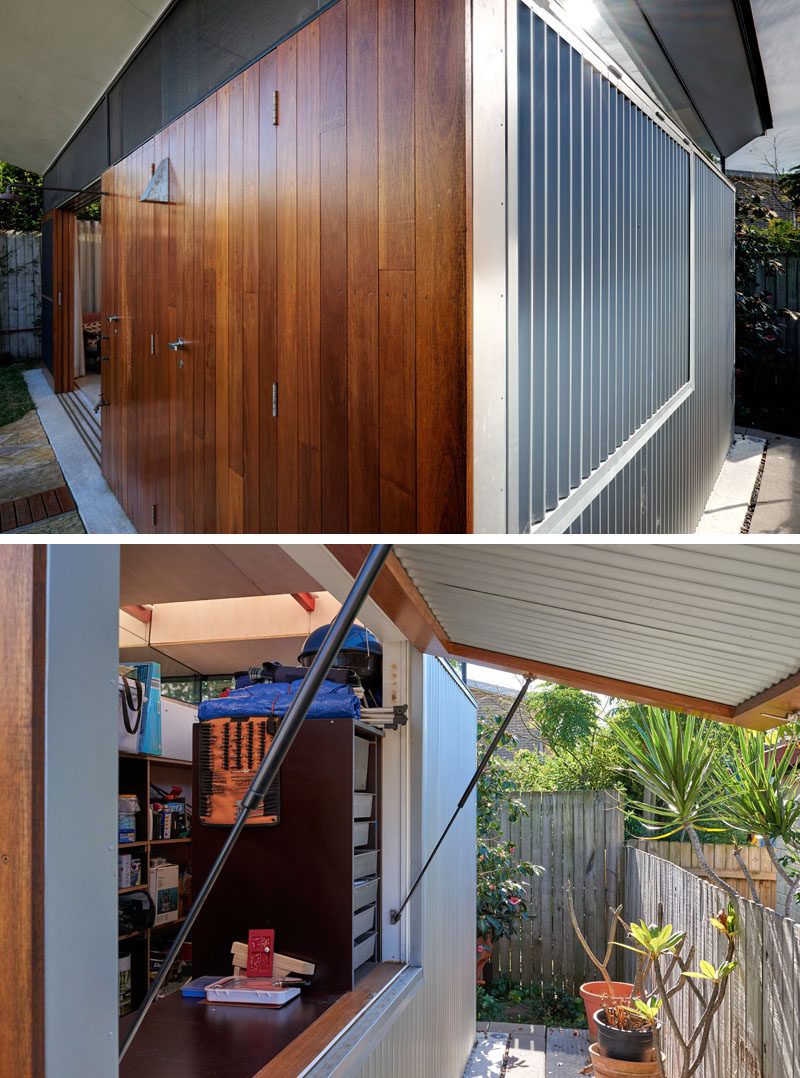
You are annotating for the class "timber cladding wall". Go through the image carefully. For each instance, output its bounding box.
[100,0,467,534]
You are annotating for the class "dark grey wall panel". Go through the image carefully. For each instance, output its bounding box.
[566,159,734,533]
[45,0,330,210]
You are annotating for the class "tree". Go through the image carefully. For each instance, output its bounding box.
[0,162,43,232]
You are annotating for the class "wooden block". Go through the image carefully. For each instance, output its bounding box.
[28,494,46,521]
[53,485,76,513]
[13,499,32,527]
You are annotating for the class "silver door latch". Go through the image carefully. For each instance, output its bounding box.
[168,338,186,350]
[106,314,121,322]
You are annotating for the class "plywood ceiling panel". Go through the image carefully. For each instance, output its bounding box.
[120,544,321,605]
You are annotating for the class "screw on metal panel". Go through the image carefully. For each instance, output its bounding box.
[272,90,279,126]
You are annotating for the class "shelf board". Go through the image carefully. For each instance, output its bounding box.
[119,930,146,941]
[119,885,147,895]
[119,751,192,768]
[119,840,148,848]
[150,916,187,933]
[150,837,191,845]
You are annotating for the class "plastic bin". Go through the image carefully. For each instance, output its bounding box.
[353,792,373,819]
[353,821,370,847]
[354,737,370,791]
[353,876,379,912]
[353,931,377,969]
[353,850,378,880]
[353,904,376,938]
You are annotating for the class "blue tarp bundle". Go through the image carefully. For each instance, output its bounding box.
[197,679,361,721]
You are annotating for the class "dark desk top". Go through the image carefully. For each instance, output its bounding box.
[119,986,344,1078]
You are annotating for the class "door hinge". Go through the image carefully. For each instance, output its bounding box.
[150,333,155,355]
[151,504,158,528]
[272,90,279,126]
[272,382,278,417]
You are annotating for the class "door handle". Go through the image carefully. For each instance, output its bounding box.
[168,338,186,351]
[107,314,121,322]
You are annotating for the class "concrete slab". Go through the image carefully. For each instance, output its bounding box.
[464,1032,508,1078]
[544,1028,591,1077]
[505,1028,546,1077]
[695,433,765,534]
[748,432,800,533]
[24,369,136,534]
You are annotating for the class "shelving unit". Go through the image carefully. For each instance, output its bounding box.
[118,751,193,1015]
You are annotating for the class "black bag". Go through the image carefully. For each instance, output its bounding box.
[118,889,155,935]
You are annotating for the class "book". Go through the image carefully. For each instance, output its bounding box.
[230,941,315,977]
[204,976,300,1007]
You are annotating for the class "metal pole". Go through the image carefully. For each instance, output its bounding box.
[120,543,392,1060]
[389,678,531,925]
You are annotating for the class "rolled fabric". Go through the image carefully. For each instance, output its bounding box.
[198,678,360,721]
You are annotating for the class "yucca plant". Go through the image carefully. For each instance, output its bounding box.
[717,728,800,915]
[610,707,738,899]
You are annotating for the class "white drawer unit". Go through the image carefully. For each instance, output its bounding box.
[353,931,377,970]
[353,904,376,938]
[353,849,378,880]
[353,792,373,819]
[353,875,379,912]
[353,821,370,847]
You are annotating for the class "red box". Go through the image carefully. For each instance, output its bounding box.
[246,929,275,978]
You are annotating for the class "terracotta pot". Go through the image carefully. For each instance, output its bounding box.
[589,1041,665,1077]
[579,981,634,1041]
[476,935,493,984]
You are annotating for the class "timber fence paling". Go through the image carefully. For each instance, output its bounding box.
[0,230,42,359]
[625,844,800,1078]
[496,790,625,995]
[628,838,777,909]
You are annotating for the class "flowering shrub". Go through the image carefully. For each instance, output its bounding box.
[477,713,543,940]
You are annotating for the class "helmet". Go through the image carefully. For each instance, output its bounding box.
[298,623,382,683]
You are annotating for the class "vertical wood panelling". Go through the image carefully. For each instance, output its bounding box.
[0,547,46,1078]
[100,0,468,534]
[297,22,322,534]
[414,0,467,533]
[277,39,299,532]
[347,0,380,532]
[319,3,349,533]
[257,54,279,533]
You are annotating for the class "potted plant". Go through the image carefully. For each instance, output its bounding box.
[592,996,663,1074]
[566,887,635,1041]
[476,714,542,982]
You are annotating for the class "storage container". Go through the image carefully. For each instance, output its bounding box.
[352,931,377,969]
[353,821,370,847]
[353,876,379,912]
[353,850,378,880]
[353,792,373,819]
[353,904,376,938]
[354,737,370,791]
[160,696,198,761]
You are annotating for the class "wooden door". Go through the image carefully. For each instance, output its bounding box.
[41,209,76,394]
[100,0,468,534]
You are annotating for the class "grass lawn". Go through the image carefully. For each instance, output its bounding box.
[0,360,38,428]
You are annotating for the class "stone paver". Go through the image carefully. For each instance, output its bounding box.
[747,431,800,533]
[0,410,65,503]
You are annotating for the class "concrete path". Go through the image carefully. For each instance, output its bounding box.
[465,1025,591,1077]
[741,427,800,533]
[24,368,135,534]
[695,432,765,533]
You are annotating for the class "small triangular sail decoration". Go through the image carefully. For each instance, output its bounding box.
[140,158,170,203]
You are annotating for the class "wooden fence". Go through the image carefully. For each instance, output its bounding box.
[626,845,800,1078]
[495,791,625,994]
[628,838,777,909]
[0,230,41,359]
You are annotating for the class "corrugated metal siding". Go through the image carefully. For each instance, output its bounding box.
[354,657,476,1078]
[393,544,800,708]
[514,4,733,533]
[565,159,734,533]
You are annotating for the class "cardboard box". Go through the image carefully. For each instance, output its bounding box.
[160,696,198,761]
[149,863,179,926]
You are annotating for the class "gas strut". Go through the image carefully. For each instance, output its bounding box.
[120,543,392,1061]
[389,677,531,925]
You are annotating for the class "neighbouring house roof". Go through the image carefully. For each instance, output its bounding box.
[330,544,800,733]
[0,0,172,174]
